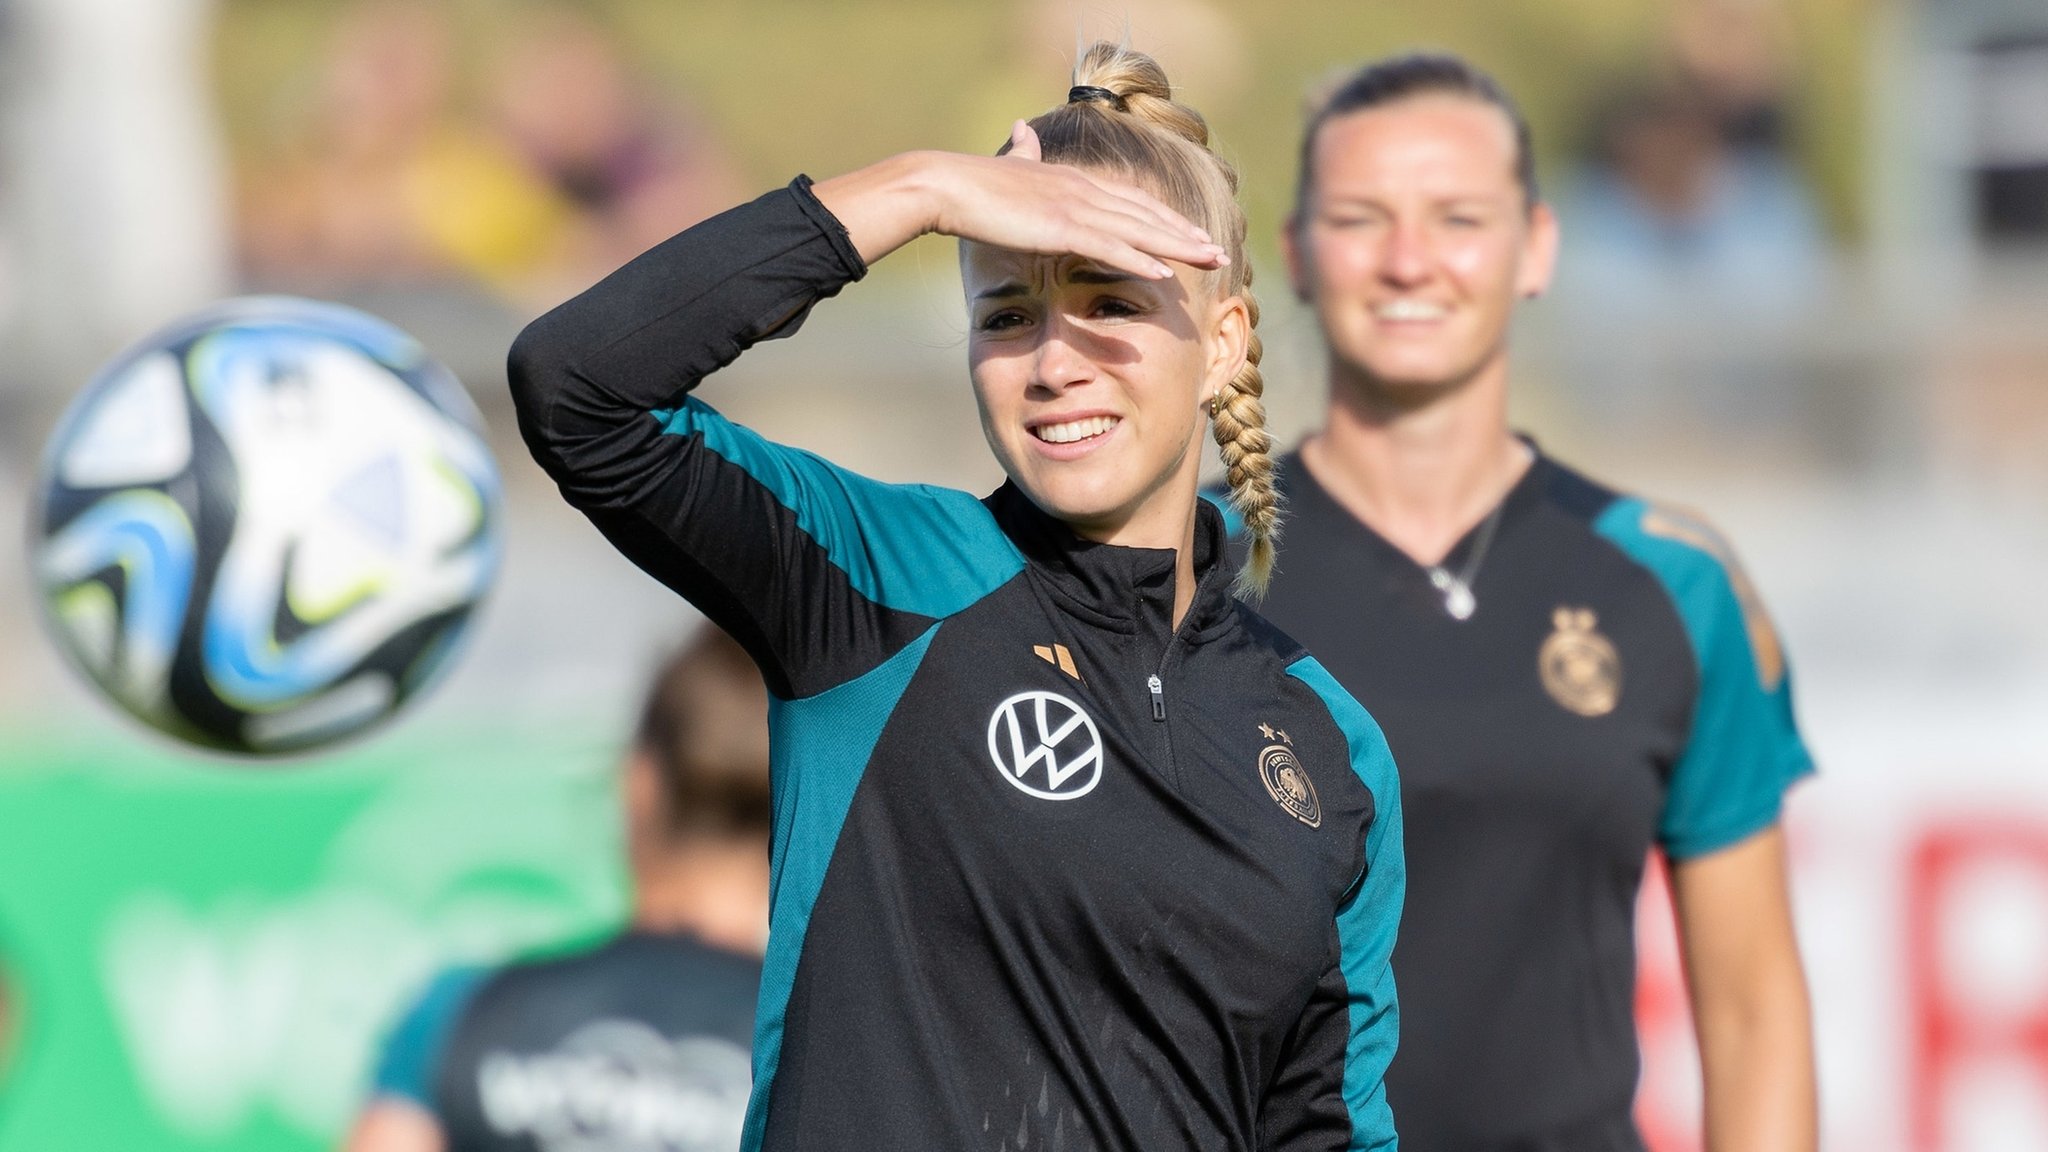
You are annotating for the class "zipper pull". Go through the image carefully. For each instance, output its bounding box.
[1147,675,1166,721]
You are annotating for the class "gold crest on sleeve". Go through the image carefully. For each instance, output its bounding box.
[1255,725,1321,828]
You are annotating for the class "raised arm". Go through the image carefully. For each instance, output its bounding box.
[508,138,1223,698]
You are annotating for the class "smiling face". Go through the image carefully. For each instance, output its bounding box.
[1287,94,1556,401]
[962,240,1246,547]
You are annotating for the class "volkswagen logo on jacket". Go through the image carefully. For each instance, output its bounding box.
[986,690,1104,800]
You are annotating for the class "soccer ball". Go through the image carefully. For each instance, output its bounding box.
[32,297,502,756]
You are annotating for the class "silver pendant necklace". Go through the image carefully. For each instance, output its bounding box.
[1424,496,1508,621]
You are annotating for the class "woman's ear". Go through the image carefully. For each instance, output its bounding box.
[1204,294,1252,396]
[1518,201,1560,299]
[1282,216,1311,303]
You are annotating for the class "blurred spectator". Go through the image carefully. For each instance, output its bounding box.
[341,626,771,1152]
[484,6,745,288]
[1556,79,1828,315]
[237,0,573,295]
[1554,0,1829,317]
[238,1,744,309]
[1666,0,1797,151]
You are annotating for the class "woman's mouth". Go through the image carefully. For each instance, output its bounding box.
[1031,415,1121,445]
[1373,298,1449,323]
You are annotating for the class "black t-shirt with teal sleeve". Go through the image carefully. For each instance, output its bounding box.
[370,930,761,1152]
[1217,450,1812,1151]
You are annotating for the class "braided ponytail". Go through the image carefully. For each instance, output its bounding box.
[1028,41,1281,596]
[1210,274,1277,597]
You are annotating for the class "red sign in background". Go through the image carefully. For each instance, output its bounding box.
[1634,812,2048,1152]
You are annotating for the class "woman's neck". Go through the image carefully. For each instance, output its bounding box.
[1077,504,1202,629]
[631,835,772,957]
[1061,466,1204,630]
[1302,364,1530,567]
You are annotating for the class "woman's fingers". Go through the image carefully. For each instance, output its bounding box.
[1077,169,1212,245]
[1070,204,1227,275]
[1089,241,1177,282]
[1024,166,1225,273]
[819,149,1223,271]
[995,133,1209,247]
[934,152,1228,275]
[1052,174,1225,274]
[1007,120,1042,163]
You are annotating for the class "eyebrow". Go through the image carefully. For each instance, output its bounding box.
[1321,192,1503,210]
[972,280,1030,302]
[972,267,1145,301]
[1066,267,1145,286]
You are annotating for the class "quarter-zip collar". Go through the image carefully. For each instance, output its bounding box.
[984,481,1235,641]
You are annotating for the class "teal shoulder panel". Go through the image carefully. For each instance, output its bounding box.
[1287,655,1403,1151]
[370,965,489,1109]
[1593,498,1815,858]
[654,398,1023,618]
[741,624,938,1151]
[1200,488,1246,540]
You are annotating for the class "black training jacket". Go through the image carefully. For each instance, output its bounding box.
[509,177,1404,1152]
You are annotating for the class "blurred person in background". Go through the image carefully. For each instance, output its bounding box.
[1557,79,1827,316]
[238,0,743,308]
[483,5,745,294]
[1249,53,1818,1151]
[510,40,1404,1152]
[343,625,771,1152]
[1663,0,1799,153]
[1555,0,1828,317]
[237,0,574,295]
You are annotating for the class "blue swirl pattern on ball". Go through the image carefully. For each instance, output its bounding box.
[38,491,198,722]
[33,297,503,757]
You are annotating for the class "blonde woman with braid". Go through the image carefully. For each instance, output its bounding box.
[512,42,1404,1152]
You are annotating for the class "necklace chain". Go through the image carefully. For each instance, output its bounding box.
[1425,495,1508,621]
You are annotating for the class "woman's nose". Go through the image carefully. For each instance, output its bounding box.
[1377,220,1432,285]
[1029,321,1095,392]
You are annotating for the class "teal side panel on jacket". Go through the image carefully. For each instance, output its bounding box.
[654,398,1024,618]
[370,965,488,1109]
[1593,497,1814,858]
[741,625,937,1151]
[1287,655,1404,1152]
[1199,488,1246,539]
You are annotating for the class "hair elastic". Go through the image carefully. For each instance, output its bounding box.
[1067,85,1126,110]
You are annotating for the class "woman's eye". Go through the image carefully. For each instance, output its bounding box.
[1091,297,1142,320]
[978,310,1029,332]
